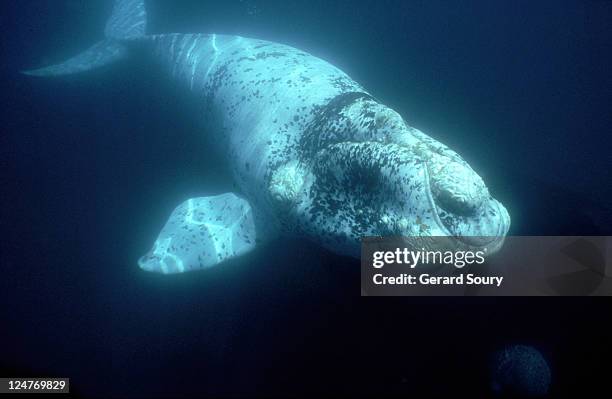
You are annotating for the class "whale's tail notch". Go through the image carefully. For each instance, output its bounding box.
[22,0,146,77]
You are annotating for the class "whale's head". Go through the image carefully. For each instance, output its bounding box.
[269,95,510,258]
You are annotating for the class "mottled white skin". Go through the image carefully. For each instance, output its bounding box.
[143,33,510,261]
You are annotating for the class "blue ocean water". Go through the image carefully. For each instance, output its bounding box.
[1,1,611,397]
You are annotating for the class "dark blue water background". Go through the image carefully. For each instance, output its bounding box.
[1,1,611,397]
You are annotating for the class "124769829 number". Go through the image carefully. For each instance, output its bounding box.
[0,378,69,393]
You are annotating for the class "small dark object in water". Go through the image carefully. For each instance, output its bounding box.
[490,345,551,397]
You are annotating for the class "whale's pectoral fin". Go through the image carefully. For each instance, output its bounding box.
[138,193,257,274]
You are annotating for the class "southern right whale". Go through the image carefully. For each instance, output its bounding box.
[24,0,510,274]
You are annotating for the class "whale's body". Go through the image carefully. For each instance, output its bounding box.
[147,32,369,239]
[25,0,510,274]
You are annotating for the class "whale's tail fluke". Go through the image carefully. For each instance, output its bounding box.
[22,0,146,77]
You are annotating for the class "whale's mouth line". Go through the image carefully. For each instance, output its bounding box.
[422,164,453,237]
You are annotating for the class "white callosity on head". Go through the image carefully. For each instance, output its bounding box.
[427,152,488,216]
[269,160,308,204]
[138,193,256,274]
